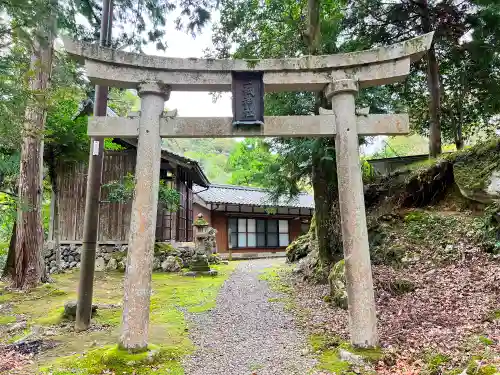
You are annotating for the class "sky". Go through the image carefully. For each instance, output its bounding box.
[142,13,232,118]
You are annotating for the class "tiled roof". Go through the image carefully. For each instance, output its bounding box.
[194,184,314,209]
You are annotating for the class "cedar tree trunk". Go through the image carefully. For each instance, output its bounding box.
[14,34,54,289]
[311,138,343,267]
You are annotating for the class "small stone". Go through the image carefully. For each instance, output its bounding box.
[44,329,56,336]
[103,254,111,262]
[75,254,81,262]
[61,262,68,269]
[95,257,105,272]
[7,321,27,333]
[117,261,126,271]
[68,255,74,262]
[301,348,310,356]
[76,262,81,268]
[221,260,229,265]
[50,267,58,274]
[152,258,161,271]
[50,260,57,267]
[63,301,77,319]
[106,258,118,271]
[70,261,77,268]
[183,271,197,277]
[338,349,365,366]
[161,256,182,272]
[63,301,98,320]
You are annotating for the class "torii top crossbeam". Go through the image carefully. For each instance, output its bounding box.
[63,33,433,92]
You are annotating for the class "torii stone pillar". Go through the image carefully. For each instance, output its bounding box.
[119,81,170,352]
[62,31,434,351]
[325,79,377,347]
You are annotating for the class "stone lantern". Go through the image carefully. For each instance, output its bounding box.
[187,214,217,276]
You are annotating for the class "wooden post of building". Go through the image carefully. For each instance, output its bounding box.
[325,79,378,348]
[119,81,170,352]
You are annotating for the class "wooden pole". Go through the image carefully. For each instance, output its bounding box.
[326,79,378,348]
[75,0,113,331]
[119,82,169,352]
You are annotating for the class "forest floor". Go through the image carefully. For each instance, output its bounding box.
[273,204,500,375]
[0,263,238,374]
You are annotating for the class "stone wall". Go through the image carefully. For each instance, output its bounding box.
[43,241,208,274]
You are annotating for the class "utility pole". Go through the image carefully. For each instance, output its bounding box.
[75,0,113,331]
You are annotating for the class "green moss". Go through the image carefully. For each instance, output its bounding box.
[7,329,30,344]
[3,263,237,372]
[40,344,185,375]
[94,308,122,326]
[154,242,176,256]
[308,334,352,373]
[0,315,16,325]
[490,310,500,320]
[338,342,383,363]
[477,335,494,346]
[259,266,296,311]
[453,138,500,192]
[193,217,208,226]
[466,362,499,375]
[317,350,351,373]
[34,307,65,326]
[422,353,450,375]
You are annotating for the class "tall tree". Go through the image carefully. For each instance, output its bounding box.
[213,0,346,270]
[343,0,500,154]
[14,0,57,288]
[1,0,221,288]
[227,139,276,187]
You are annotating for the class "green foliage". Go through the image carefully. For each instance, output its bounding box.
[228,138,276,187]
[158,180,181,213]
[422,353,450,375]
[103,173,135,203]
[164,138,237,184]
[103,173,181,213]
[104,139,126,151]
[107,89,140,116]
[343,0,500,146]
[479,201,500,254]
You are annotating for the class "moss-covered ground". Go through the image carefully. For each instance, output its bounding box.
[0,262,237,374]
[259,265,381,374]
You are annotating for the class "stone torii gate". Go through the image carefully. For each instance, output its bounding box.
[64,32,433,352]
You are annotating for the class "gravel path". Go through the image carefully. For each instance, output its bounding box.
[183,258,317,375]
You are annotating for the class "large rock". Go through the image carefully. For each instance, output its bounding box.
[454,139,500,204]
[95,257,105,272]
[286,233,311,263]
[328,259,348,310]
[105,258,118,271]
[63,301,97,320]
[161,256,182,272]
